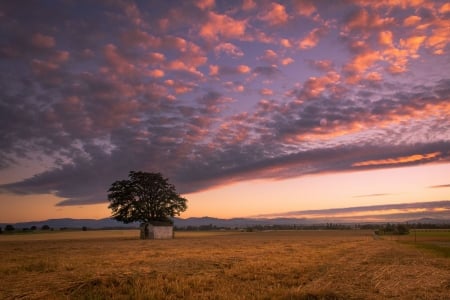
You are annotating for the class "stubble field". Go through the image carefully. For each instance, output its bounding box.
[1,229,449,299]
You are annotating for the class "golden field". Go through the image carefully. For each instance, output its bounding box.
[1,230,449,299]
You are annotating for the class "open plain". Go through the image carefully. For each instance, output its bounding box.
[1,230,449,299]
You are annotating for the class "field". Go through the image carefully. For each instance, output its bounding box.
[1,230,449,299]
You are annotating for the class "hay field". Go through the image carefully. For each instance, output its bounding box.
[1,230,449,299]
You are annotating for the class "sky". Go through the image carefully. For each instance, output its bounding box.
[0,0,449,223]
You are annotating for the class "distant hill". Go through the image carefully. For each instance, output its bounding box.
[2,216,449,230]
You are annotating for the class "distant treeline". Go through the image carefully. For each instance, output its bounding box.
[174,222,450,232]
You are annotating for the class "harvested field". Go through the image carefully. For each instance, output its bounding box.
[1,230,449,299]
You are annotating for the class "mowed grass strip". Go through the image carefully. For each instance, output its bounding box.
[1,230,449,299]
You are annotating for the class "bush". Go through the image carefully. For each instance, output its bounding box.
[41,224,50,230]
[5,224,15,232]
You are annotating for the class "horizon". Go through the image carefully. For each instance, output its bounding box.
[1,1,449,223]
[2,199,449,225]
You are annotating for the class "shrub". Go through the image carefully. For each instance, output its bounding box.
[5,224,15,232]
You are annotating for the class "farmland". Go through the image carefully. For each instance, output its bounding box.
[1,230,449,299]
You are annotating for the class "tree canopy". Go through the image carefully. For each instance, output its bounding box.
[107,171,187,224]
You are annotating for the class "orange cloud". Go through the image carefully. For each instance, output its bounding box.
[440,3,450,13]
[403,15,421,27]
[259,3,289,26]
[237,64,251,74]
[299,27,328,49]
[199,12,246,40]
[426,19,450,55]
[301,71,340,98]
[343,9,394,33]
[365,71,382,81]
[148,69,165,78]
[352,152,441,167]
[378,31,393,47]
[343,49,381,83]
[31,33,55,49]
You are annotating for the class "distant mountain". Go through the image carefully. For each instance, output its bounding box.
[2,216,449,230]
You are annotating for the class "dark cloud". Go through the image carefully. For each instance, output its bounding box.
[429,184,450,189]
[353,193,391,198]
[252,66,280,77]
[254,200,450,219]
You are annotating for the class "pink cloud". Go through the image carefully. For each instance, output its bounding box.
[103,44,136,75]
[209,64,219,76]
[309,60,334,72]
[293,0,317,17]
[214,42,244,57]
[31,33,55,49]
[209,64,251,77]
[259,3,289,26]
[259,49,278,64]
[259,88,273,96]
[199,12,246,40]
[147,52,166,64]
[242,0,256,10]
[281,57,294,66]
[52,50,70,63]
[280,38,292,48]
[31,59,59,74]
[195,0,215,10]
[121,29,161,49]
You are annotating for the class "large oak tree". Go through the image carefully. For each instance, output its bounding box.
[107,171,187,225]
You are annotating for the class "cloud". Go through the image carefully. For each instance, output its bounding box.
[298,27,328,49]
[259,3,289,26]
[31,33,55,49]
[293,0,317,17]
[214,42,244,57]
[253,66,280,77]
[352,152,442,167]
[258,49,278,64]
[242,0,256,11]
[0,0,449,208]
[353,193,391,198]
[209,64,251,77]
[253,200,450,222]
[195,0,214,10]
[429,184,450,189]
[199,12,247,40]
[342,9,394,33]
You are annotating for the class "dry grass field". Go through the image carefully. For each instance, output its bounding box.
[1,229,449,299]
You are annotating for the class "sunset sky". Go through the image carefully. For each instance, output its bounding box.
[0,0,449,223]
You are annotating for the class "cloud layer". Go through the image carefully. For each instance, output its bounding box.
[0,0,449,205]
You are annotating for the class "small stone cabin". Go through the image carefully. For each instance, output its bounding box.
[140,222,173,239]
